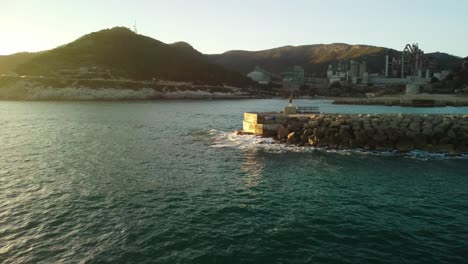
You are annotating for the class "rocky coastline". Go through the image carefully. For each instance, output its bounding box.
[0,76,259,101]
[333,95,468,107]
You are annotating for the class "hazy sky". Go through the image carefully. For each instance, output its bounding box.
[1,0,467,56]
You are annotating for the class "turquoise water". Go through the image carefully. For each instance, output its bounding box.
[0,100,467,263]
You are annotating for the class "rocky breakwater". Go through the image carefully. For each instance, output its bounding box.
[280,114,468,154]
[243,112,468,154]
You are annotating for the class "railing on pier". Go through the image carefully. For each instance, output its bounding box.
[297,106,320,114]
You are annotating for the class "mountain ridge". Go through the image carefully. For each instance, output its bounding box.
[1,28,463,82]
[207,43,389,76]
[207,44,463,77]
[10,27,252,87]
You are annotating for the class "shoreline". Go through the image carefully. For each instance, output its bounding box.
[0,82,269,102]
[1,75,467,105]
[0,75,271,101]
[0,88,262,101]
[333,94,468,107]
[0,92,268,102]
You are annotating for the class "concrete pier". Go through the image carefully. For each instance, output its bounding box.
[243,112,314,137]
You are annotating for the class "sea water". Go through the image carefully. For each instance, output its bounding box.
[0,100,467,263]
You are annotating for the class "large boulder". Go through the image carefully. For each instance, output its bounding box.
[287,118,303,133]
[447,129,457,139]
[277,124,289,140]
[308,120,319,129]
[408,122,421,132]
[396,137,414,152]
[436,144,455,154]
[300,128,312,146]
[308,135,319,146]
[373,132,387,143]
[339,125,352,138]
[287,131,301,145]
[330,121,342,128]
[422,126,433,137]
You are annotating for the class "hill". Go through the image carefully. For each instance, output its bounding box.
[14,27,252,87]
[426,52,464,71]
[207,44,463,77]
[432,56,468,92]
[0,52,39,75]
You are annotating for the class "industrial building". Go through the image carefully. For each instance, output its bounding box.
[327,43,434,92]
[281,66,305,89]
[247,65,326,89]
[385,43,434,79]
[246,43,450,94]
[327,60,368,85]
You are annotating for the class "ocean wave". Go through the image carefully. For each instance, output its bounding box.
[209,130,468,160]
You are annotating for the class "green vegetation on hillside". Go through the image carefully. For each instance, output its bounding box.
[0,75,240,94]
[432,57,468,92]
[208,44,462,77]
[208,44,388,76]
[15,27,252,87]
[0,52,38,74]
[3,29,463,87]
[426,52,464,72]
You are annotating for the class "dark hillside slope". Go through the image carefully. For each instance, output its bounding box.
[16,27,251,86]
[208,44,462,77]
[0,52,39,74]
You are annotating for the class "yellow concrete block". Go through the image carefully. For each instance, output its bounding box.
[255,124,264,135]
[244,112,260,124]
[252,124,279,136]
[243,121,256,134]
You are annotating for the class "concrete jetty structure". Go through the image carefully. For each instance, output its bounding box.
[243,104,468,154]
[243,97,319,136]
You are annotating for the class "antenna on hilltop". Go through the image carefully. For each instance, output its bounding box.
[133,20,138,34]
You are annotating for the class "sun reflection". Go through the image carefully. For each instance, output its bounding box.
[240,148,265,188]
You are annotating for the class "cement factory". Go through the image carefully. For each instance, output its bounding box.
[247,43,449,94]
[385,43,433,78]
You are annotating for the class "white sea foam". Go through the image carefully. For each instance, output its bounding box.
[209,130,468,160]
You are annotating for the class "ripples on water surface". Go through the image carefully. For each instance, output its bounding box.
[0,100,467,263]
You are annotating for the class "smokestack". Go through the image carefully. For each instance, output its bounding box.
[385,55,389,77]
[401,56,405,78]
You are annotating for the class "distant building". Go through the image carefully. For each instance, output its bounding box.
[247,66,272,84]
[327,60,367,86]
[381,44,432,93]
[385,43,433,79]
[326,44,434,92]
[281,66,305,86]
[304,76,328,87]
[281,66,305,89]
